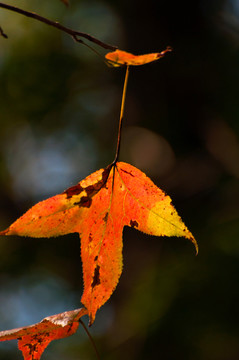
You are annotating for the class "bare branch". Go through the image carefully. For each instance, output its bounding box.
[0,2,117,50]
[0,25,8,38]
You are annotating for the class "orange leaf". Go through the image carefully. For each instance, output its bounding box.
[0,162,197,325]
[105,47,172,67]
[0,308,87,360]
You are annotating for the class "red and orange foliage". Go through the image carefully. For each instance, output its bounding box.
[0,162,197,325]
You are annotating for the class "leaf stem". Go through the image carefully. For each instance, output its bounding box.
[79,319,100,360]
[113,65,130,164]
[0,2,117,50]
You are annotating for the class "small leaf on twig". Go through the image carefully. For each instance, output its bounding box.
[105,46,172,67]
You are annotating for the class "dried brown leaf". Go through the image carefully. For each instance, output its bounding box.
[0,308,88,360]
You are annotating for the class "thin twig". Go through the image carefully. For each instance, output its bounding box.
[0,25,7,38]
[79,319,100,360]
[113,65,130,164]
[0,2,117,50]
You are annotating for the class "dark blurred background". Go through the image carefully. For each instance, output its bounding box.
[0,0,239,359]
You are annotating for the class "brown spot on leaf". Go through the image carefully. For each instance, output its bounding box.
[84,165,112,197]
[120,168,134,177]
[103,212,109,222]
[74,196,92,208]
[80,196,92,208]
[62,165,112,207]
[85,184,96,196]
[64,164,112,201]
[63,184,84,199]
[130,220,138,228]
[91,265,100,288]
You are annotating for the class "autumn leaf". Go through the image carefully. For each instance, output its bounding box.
[0,162,197,325]
[105,46,172,67]
[0,308,87,360]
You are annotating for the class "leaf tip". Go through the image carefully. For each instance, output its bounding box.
[0,229,8,236]
[190,235,198,256]
[88,315,95,327]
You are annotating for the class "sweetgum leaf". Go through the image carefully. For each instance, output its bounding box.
[0,162,197,325]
